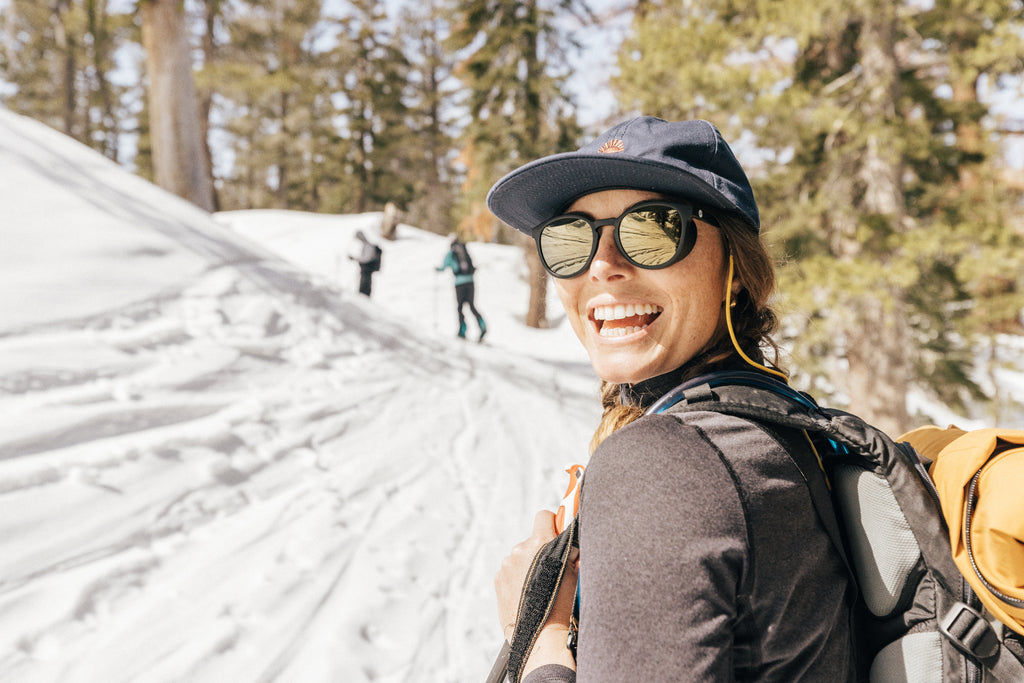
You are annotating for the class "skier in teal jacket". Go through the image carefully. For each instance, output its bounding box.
[437,238,487,341]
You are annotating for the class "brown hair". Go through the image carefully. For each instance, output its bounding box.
[587,213,782,453]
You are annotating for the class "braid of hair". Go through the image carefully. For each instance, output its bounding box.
[586,343,732,454]
[588,380,644,454]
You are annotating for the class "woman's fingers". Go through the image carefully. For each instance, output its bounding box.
[495,510,571,642]
[531,509,558,538]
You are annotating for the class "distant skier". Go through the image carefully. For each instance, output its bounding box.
[349,231,382,297]
[437,237,487,341]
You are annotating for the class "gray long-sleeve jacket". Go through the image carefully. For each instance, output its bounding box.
[525,381,856,682]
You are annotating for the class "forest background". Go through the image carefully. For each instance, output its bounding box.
[1,0,1023,436]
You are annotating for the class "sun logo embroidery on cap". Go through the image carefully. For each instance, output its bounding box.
[598,139,625,154]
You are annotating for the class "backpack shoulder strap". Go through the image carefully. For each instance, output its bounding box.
[489,519,578,683]
[939,602,1024,681]
[653,371,967,588]
[653,372,856,595]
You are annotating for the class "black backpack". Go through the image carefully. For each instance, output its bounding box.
[490,371,1024,683]
[452,241,475,275]
[368,244,382,272]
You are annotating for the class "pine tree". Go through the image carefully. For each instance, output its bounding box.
[395,0,459,235]
[447,0,587,328]
[328,0,415,214]
[614,0,1024,434]
[909,0,1024,423]
[0,0,133,161]
[207,0,335,210]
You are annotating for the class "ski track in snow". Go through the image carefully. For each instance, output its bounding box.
[0,106,600,682]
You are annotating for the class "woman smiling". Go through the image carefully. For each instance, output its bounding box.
[486,117,856,682]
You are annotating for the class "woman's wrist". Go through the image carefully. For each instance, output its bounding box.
[522,624,576,676]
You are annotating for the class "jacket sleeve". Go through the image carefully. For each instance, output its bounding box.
[574,414,747,681]
[357,243,378,265]
[438,251,454,272]
[523,664,576,682]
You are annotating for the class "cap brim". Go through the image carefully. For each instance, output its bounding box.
[486,153,737,234]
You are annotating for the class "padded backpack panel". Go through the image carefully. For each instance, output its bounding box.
[870,632,944,682]
[833,463,922,618]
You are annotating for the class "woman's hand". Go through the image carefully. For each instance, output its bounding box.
[495,510,579,674]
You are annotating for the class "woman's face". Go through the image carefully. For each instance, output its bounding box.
[553,189,731,385]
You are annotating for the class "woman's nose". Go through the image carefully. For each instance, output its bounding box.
[588,226,631,281]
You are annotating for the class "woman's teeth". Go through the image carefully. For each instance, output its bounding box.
[601,325,643,337]
[592,304,663,337]
[593,303,662,320]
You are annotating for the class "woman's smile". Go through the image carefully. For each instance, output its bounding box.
[590,302,663,338]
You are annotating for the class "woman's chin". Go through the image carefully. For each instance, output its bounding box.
[587,352,661,385]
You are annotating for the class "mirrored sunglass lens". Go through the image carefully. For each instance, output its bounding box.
[618,206,683,266]
[539,218,594,277]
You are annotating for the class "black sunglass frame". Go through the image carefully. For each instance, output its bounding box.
[533,200,711,279]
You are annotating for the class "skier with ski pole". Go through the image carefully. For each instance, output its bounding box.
[436,236,487,342]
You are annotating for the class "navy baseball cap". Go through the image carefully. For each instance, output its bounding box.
[486,117,760,234]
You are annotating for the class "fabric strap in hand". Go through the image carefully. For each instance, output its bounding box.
[503,519,578,683]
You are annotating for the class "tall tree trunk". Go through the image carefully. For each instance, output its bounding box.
[51,0,76,136]
[140,0,215,212]
[198,0,221,210]
[845,293,911,437]
[952,78,982,190]
[524,244,549,329]
[843,3,911,437]
[351,86,370,213]
[277,91,289,209]
[423,59,445,233]
[87,0,119,160]
[521,0,548,329]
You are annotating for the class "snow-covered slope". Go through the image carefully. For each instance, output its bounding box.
[0,107,600,682]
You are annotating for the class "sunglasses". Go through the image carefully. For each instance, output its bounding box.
[533,200,712,279]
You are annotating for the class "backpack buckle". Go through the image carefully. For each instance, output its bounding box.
[939,601,999,660]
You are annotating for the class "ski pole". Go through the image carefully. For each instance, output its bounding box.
[432,267,439,333]
[485,642,511,683]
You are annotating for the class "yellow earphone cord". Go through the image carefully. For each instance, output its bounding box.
[724,254,789,382]
[725,254,830,487]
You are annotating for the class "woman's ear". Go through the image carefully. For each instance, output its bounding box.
[728,265,742,295]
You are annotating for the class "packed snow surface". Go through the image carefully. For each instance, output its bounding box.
[0,108,598,682]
